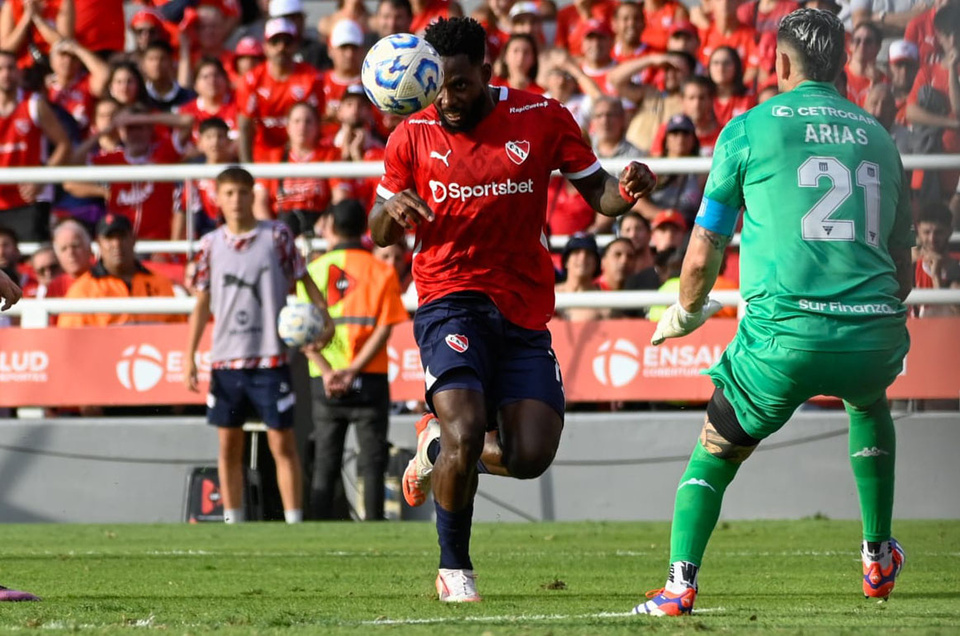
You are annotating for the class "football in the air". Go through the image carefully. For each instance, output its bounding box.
[277,303,325,348]
[361,33,444,116]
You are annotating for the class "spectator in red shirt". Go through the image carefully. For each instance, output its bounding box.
[74,0,124,57]
[410,0,464,36]
[507,1,546,46]
[492,33,544,94]
[555,0,617,57]
[695,0,761,85]
[887,39,920,124]
[597,237,636,293]
[233,37,265,81]
[105,61,148,107]
[327,85,384,210]
[176,57,239,147]
[369,0,415,45]
[555,232,605,321]
[255,102,338,235]
[639,113,704,227]
[708,46,757,126]
[91,104,190,240]
[905,0,953,67]
[128,9,174,62]
[0,0,74,69]
[0,51,71,243]
[541,47,604,130]
[48,218,92,297]
[618,210,657,278]
[650,75,721,156]
[846,21,887,108]
[736,0,799,77]
[612,1,650,62]
[642,0,690,52]
[24,243,61,297]
[238,17,325,163]
[45,38,109,134]
[321,19,364,129]
[141,40,196,112]
[183,117,234,237]
[907,2,960,200]
[579,19,619,96]
[912,201,960,316]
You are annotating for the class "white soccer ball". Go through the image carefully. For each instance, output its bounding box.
[361,33,444,116]
[277,303,326,348]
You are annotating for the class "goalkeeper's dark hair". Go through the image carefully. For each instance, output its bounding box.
[424,17,487,66]
[777,8,845,83]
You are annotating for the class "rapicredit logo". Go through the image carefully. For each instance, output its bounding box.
[428,178,533,204]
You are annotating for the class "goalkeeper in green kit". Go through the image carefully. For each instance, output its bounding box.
[635,8,914,616]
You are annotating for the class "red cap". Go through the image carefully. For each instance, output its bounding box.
[131,9,164,30]
[235,36,265,57]
[652,209,688,232]
[670,21,698,38]
[583,19,614,38]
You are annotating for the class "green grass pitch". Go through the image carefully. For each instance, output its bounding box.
[1,520,957,634]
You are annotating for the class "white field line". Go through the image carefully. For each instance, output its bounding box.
[19,549,960,558]
[363,608,726,626]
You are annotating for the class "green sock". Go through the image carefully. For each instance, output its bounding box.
[669,442,741,565]
[846,398,896,543]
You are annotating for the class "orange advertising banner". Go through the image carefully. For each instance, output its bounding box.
[0,319,957,407]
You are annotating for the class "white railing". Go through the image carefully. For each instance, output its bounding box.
[7,289,959,328]
[15,154,960,256]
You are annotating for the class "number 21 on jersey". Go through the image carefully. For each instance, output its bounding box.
[798,156,881,247]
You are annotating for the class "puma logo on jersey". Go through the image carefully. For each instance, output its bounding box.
[430,149,451,167]
[852,447,889,458]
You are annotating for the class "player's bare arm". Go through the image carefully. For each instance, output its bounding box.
[0,268,22,311]
[184,289,212,392]
[680,225,731,313]
[369,191,435,247]
[571,161,657,218]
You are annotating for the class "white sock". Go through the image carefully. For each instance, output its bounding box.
[223,508,244,524]
[665,561,699,594]
[284,509,303,524]
[862,539,891,565]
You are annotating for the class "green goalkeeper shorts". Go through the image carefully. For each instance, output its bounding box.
[705,327,909,441]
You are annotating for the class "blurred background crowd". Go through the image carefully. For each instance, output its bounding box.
[0,0,957,324]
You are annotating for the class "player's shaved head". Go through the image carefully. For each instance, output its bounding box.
[425,17,487,66]
[777,8,845,83]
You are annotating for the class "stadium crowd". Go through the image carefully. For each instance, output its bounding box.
[0,0,957,320]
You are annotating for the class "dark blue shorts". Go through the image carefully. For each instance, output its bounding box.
[207,367,296,429]
[413,292,564,419]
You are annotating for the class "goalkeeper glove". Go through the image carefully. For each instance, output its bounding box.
[651,299,724,345]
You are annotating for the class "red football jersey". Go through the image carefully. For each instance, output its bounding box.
[47,74,94,132]
[264,144,340,215]
[410,0,457,34]
[183,177,220,223]
[713,94,756,127]
[238,62,324,161]
[554,0,617,57]
[176,96,239,144]
[0,92,44,209]
[93,138,184,239]
[641,0,688,52]
[378,88,601,330]
[698,24,761,70]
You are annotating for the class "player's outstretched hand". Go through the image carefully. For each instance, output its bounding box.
[0,269,22,311]
[619,161,658,201]
[651,299,723,345]
[384,189,435,230]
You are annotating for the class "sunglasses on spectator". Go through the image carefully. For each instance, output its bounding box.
[35,264,61,274]
[267,36,295,47]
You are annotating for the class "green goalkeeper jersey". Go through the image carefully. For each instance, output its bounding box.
[695,81,913,352]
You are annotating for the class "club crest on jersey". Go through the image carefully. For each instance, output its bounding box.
[445,334,469,353]
[291,85,305,100]
[14,119,30,135]
[505,140,530,165]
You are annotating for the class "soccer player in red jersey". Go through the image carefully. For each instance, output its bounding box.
[370,17,657,602]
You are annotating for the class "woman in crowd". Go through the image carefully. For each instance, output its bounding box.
[104,60,147,106]
[492,33,544,94]
[254,102,338,237]
[176,57,238,147]
[708,46,756,127]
